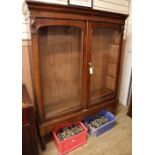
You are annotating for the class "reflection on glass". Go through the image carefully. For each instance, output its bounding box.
[90,28,121,105]
[38,26,83,118]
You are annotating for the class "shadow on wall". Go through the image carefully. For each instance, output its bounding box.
[119,1,132,106]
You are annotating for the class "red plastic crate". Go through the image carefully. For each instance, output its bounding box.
[53,122,87,155]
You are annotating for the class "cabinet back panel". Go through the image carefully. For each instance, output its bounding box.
[38,26,83,117]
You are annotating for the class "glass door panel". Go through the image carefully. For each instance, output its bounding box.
[89,28,121,105]
[38,26,83,118]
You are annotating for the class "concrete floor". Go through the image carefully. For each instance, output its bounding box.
[40,104,132,155]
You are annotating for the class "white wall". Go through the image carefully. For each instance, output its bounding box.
[22,0,31,40]
[119,0,132,106]
[93,0,129,14]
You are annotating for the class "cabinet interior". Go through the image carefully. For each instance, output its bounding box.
[90,28,121,105]
[38,25,121,118]
[38,26,83,118]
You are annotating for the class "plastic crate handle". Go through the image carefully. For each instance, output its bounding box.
[72,139,76,143]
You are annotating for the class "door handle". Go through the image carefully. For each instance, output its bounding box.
[88,62,93,75]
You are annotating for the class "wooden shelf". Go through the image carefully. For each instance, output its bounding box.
[45,97,82,118]
[90,87,114,104]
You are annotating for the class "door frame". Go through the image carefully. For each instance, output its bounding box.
[86,21,124,108]
[30,18,87,122]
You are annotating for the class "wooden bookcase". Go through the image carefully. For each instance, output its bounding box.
[26,0,127,150]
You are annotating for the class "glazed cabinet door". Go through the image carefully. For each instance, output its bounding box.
[88,22,123,106]
[34,19,86,120]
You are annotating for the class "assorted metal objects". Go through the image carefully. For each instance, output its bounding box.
[89,115,109,128]
[57,124,83,141]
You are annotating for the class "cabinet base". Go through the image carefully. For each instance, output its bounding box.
[39,99,118,151]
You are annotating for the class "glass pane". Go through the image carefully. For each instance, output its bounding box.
[38,26,83,118]
[90,28,121,105]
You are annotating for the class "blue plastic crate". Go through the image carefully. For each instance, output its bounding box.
[84,110,117,137]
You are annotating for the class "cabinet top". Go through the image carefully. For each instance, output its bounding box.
[26,0,128,23]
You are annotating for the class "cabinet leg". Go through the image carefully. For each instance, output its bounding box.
[40,136,46,151]
[113,100,119,114]
[113,108,117,115]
